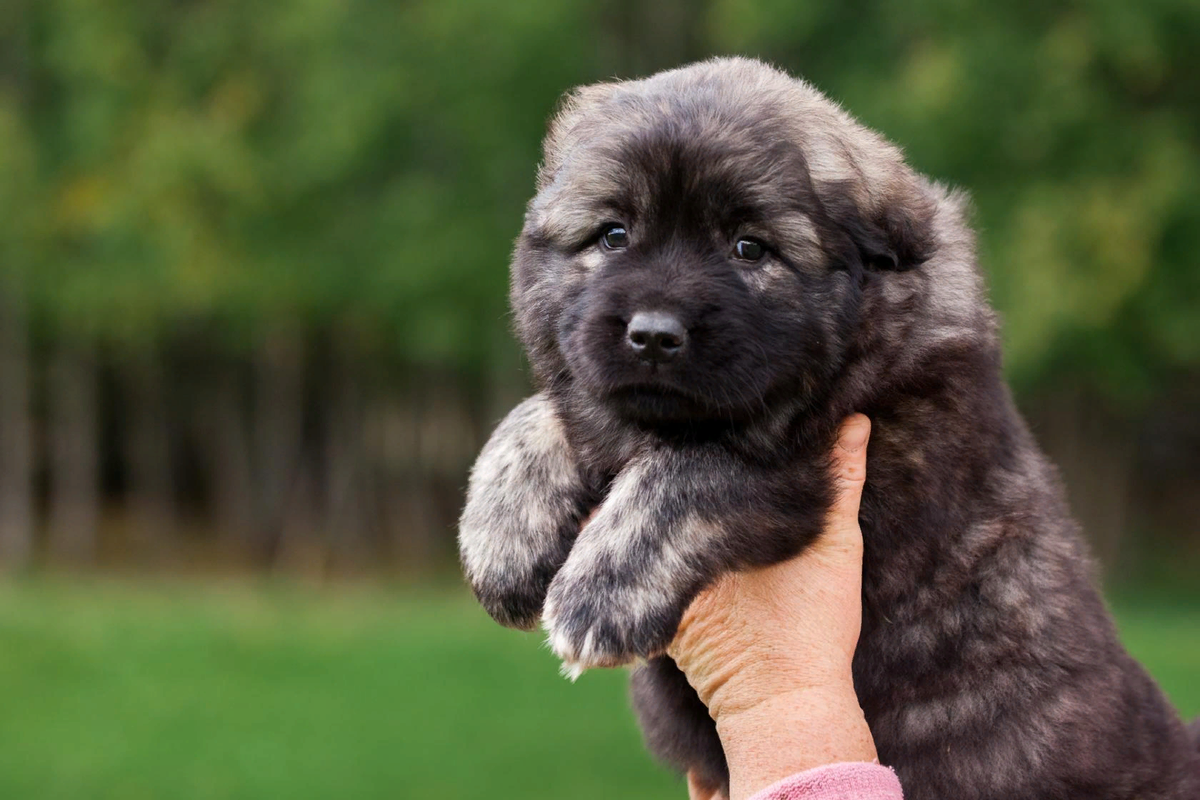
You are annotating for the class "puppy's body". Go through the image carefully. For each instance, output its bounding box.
[458,59,1200,798]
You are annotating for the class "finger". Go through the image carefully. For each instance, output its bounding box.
[829,413,870,528]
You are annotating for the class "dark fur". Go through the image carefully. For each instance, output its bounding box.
[458,58,1200,798]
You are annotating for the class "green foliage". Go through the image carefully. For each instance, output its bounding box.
[0,580,1195,799]
[1,0,1197,387]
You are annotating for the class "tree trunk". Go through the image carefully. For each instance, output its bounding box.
[194,363,255,547]
[252,327,307,563]
[122,349,176,555]
[47,343,99,564]
[323,346,366,562]
[1029,383,1134,571]
[0,289,33,568]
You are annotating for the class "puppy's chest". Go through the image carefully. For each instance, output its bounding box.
[562,422,645,489]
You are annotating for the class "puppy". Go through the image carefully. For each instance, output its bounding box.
[458,58,1200,799]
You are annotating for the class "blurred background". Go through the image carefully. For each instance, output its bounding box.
[0,1,1196,798]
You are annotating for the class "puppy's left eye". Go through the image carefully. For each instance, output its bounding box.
[733,238,766,262]
[601,226,629,250]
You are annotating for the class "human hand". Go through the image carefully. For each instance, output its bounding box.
[667,414,875,800]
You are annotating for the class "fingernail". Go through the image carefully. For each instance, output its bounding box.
[838,415,870,452]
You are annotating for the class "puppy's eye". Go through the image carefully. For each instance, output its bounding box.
[733,238,766,262]
[601,226,629,250]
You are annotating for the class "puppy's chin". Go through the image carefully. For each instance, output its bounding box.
[604,385,708,425]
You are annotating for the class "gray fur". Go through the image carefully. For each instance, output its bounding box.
[458,58,1200,799]
[459,394,590,630]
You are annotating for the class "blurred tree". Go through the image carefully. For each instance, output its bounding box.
[0,0,1193,572]
[46,342,99,562]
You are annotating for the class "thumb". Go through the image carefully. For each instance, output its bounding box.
[828,414,870,535]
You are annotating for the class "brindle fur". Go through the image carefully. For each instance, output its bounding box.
[457,58,1200,799]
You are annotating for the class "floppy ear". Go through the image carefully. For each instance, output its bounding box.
[536,82,621,191]
[821,179,938,272]
[782,74,938,272]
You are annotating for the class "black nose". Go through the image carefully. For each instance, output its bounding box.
[626,311,687,363]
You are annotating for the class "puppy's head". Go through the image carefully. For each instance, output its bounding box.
[512,58,952,427]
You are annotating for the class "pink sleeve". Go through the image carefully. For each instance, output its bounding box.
[747,762,903,800]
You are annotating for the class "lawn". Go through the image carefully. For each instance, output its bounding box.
[0,579,1196,800]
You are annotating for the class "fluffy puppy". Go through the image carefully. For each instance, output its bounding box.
[458,58,1200,799]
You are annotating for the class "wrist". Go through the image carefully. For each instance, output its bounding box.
[714,684,877,800]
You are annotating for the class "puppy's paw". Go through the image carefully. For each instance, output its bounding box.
[459,394,589,630]
[539,452,719,677]
[542,557,682,678]
[470,560,560,631]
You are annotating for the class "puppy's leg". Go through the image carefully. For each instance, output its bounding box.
[459,393,591,630]
[631,657,728,793]
[543,444,825,674]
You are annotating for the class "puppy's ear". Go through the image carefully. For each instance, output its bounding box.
[822,179,938,272]
[784,75,938,272]
[537,82,621,191]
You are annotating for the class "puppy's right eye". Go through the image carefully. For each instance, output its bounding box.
[601,226,629,250]
[733,238,766,262]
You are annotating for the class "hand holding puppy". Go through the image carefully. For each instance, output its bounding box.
[669,415,876,800]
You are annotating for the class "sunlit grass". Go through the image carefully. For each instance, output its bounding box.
[0,579,1195,800]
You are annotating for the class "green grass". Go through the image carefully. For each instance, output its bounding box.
[0,580,1196,800]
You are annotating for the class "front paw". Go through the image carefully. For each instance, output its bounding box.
[469,559,562,631]
[458,395,589,630]
[460,474,583,630]
[542,559,684,679]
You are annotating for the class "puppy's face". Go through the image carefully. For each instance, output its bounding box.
[512,59,936,427]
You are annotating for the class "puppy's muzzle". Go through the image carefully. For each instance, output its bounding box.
[627,311,687,363]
